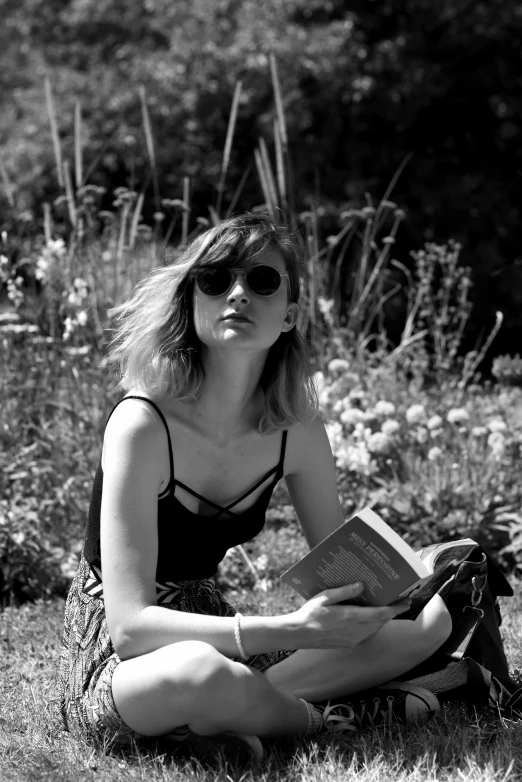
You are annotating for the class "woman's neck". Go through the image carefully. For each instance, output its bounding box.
[191,346,269,439]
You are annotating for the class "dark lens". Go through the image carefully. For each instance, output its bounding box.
[247,265,282,296]
[196,268,232,296]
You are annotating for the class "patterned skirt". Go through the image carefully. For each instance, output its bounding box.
[58,553,295,748]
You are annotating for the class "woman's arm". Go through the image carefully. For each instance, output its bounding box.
[101,402,408,661]
[284,416,346,549]
[100,400,298,660]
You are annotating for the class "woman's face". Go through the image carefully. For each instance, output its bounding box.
[192,249,299,354]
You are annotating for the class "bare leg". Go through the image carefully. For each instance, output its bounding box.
[111,596,450,740]
[265,595,452,701]
[111,640,309,739]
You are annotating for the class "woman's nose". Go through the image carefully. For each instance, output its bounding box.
[227,273,250,304]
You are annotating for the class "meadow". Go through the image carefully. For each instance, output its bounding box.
[2,75,522,780]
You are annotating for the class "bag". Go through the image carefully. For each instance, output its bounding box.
[399,544,522,720]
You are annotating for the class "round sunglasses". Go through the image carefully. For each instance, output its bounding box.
[194,264,290,297]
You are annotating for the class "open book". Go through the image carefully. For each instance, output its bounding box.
[280,507,478,620]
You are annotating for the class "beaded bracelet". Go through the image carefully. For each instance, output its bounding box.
[234,612,248,660]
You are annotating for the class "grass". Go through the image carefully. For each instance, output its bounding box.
[1,579,522,782]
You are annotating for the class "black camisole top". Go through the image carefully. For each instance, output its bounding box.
[83,396,288,580]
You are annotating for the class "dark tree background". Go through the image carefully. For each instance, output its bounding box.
[1,0,521,356]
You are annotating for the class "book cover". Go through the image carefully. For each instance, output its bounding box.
[280,507,465,619]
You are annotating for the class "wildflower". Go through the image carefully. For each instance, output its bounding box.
[415,427,429,444]
[427,415,443,430]
[374,400,396,417]
[328,358,351,376]
[430,428,444,439]
[427,446,443,462]
[63,317,74,341]
[381,419,400,435]
[336,442,374,475]
[340,408,364,428]
[487,419,507,433]
[487,431,506,459]
[405,404,426,424]
[366,432,392,455]
[446,408,469,424]
[471,426,488,437]
[76,310,88,327]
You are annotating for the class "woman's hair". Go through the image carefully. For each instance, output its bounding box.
[107,213,318,432]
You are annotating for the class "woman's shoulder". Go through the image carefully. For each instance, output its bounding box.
[284,414,331,473]
[103,395,169,455]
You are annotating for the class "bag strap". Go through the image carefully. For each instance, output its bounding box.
[444,605,484,662]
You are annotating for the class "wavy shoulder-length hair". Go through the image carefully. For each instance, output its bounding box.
[108,213,318,433]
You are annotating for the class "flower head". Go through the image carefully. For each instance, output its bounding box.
[381,419,400,435]
[340,408,365,428]
[405,404,426,425]
[427,446,443,462]
[328,358,350,376]
[374,400,396,417]
[487,431,506,459]
[487,419,507,433]
[446,408,469,425]
[427,415,443,430]
[366,432,392,455]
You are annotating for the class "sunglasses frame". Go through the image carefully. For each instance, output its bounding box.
[194,264,290,298]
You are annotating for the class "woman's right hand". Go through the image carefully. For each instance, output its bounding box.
[290,582,412,650]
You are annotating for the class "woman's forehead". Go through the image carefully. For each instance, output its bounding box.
[202,245,285,270]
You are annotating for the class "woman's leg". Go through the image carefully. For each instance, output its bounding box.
[265,595,452,701]
[111,596,450,740]
[111,639,309,739]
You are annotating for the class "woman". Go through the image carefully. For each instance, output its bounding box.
[58,214,451,761]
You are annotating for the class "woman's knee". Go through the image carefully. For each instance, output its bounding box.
[416,595,452,656]
[157,641,240,709]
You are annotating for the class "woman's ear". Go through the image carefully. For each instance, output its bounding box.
[281,302,299,332]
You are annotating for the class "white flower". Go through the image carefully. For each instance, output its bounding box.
[381,419,400,435]
[487,431,506,458]
[353,422,366,438]
[328,358,350,376]
[47,238,66,256]
[429,428,443,439]
[374,400,396,417]
[340,408,365,428]
[63,317,74,341]
[415,427,429,444]
[487,419,507,433]
[446,407,470,424]
[471,426,488,437]
[366,432,392,455]
[427,446,443,462]
[405,404,426,424]
[336,442,374,475]
[427,415,443,430]
[76,310,88,327]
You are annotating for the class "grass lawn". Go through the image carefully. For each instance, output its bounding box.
[1,582,522,782]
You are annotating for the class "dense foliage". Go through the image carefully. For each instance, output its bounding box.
[2,0,522,355]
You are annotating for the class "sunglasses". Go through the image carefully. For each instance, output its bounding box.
[194,264,290,297]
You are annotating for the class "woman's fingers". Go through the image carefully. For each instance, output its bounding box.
[318,582,364,605]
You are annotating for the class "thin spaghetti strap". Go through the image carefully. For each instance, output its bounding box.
[106,395,175,492]
[278,430,288,473]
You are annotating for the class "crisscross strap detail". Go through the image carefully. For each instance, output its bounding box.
[110,396,287,518]
[174,429,287,519]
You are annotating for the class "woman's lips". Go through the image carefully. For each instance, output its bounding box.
[221,313,252,323]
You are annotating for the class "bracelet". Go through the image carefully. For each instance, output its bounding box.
[234,612,248,660]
